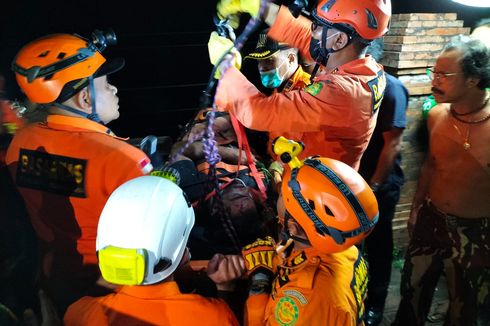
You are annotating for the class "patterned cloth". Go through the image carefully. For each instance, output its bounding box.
[393,199,490,326]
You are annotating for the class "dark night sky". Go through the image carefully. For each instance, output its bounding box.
[1,1,489,140]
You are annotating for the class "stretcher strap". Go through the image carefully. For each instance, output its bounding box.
[229,113,267,200]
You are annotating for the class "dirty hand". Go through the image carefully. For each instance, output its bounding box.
[207,253,246,291]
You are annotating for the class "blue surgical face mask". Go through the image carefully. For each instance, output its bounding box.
[259,60,287,89]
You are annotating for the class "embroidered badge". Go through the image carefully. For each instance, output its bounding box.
[275,297,299,326]
[304,82,323,96]
[350,255,369,324]
[367,70,386,114]
[282,290,308,305]
[16,149,87,197]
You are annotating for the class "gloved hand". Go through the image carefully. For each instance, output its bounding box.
[208,31,242,79]
[242,236,276,276]
[217,0,261,21]
[268,160,284,176]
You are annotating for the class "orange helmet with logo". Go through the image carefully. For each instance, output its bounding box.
[281,156,378,253]
[312,0,391,41]
[12,33,110,104]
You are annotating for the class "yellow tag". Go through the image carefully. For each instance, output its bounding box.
[98,246,146,285]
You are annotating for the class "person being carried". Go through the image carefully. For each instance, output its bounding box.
[169,109,275,259]
[64,176,240,325]
[6,30,152,313]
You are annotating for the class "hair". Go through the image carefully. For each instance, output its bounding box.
[443,34,490,90]
[473,17,490,31]
[280,47,298,58]
[365,37,384,62]
[350,35,370,54]
[206,183,276,252]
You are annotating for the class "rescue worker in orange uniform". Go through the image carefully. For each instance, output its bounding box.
[64,176,240,326]
[246,29,311,161]
[239,137,379,325]
[246,29,311,94]
[212,0,392,171]
[5,31,152,313]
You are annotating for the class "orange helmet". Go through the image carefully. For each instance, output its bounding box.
[312,0,391,41]
[281,157,378,253]
[12,33,107,103]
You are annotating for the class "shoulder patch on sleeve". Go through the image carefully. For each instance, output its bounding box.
[282,290,308,305]
[304,82,323,97]
[367,70,387,114]
[350,254,369,324]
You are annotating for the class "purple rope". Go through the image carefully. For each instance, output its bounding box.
[168,129,207,165]
[202,106,221,165]
[167,0,270,252]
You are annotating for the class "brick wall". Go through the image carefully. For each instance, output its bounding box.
[379,13,470,249]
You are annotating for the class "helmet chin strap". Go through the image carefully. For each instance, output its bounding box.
[309,28,349,81]
[53,76,102,123]
[280,210,311,247]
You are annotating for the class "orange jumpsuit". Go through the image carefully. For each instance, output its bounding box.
[216,5,386,170]
[64,281,239,326]
[268,65,311,158]
[5,115,152,310]
[245,246,368,326]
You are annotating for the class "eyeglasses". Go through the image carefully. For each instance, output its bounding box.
[426,68,463,81]
[311,21,321,32]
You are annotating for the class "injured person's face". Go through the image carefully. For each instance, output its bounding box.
[222,179,258,218]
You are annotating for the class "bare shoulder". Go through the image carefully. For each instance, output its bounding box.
[427,103,449,130]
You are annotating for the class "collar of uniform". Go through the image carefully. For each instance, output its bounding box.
[278,248,321,290]
[281,66,311,92]
[287,247,333,266]
[118,281,181,299]
[45,115,127,140]
[334,56,378,76]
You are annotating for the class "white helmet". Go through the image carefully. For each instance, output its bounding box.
[96,176,195,285]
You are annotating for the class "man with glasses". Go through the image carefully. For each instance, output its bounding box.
[393,35,490,326]
[211,0,391,171]
[426,68,464,82]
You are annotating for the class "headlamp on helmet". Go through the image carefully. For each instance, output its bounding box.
[11,29,118,104]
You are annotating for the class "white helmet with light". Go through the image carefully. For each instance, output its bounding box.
[96,176,195,285]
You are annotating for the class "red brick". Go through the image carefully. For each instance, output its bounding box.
[391,13,458,21]
[385,35,459,44]
[393,68,428,75]
[425,27,470,36]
